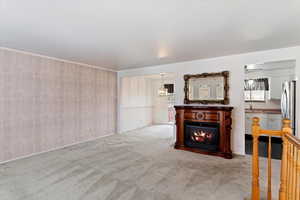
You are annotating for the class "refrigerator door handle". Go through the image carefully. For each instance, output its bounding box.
[281,81,290,119]
[281,89,286,118]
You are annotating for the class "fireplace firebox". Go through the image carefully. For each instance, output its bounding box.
[184,121,219,151]
[175,105,233,159]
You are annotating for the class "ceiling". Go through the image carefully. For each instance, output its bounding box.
[1,0,300,71]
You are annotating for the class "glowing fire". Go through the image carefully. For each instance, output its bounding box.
[191,131,213,143]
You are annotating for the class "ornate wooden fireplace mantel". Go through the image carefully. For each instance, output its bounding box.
[174,105,234,159]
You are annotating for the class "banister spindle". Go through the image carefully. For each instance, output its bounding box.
[287,143,293,200]
[292,146,297,200]
[279,136,288,200]
[252,117,260,200]
[296,149,300,200]
[279,119,291,200]
[267,136,272,200]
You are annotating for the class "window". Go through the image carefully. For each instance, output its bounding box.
[244,90,266,101]
[244,78,269,102]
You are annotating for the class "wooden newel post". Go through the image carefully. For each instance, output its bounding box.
[252,117,260,200]
[279,118,291,200]
[282,118,292,135]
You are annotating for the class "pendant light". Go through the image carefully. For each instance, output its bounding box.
[158,73,168,96]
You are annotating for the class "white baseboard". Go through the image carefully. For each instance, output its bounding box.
[118,124,153,134]
[152,122,175,125]
[0,132,115,165]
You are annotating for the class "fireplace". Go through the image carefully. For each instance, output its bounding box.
[174,105,233,159]
[184,121,219,152]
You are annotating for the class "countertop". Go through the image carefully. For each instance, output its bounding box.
[245,108,281,114]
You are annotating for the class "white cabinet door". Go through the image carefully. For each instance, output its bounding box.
[245,114,252,135]
[267,114,282,130]
[245,113,268,134]
[259,114,268,130]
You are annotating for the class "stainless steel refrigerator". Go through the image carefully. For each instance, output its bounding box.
[281,81,296,135]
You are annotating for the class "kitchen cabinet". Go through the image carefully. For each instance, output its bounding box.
[245,113,282,134]
[245,113,268,134]
[267,114,282,130]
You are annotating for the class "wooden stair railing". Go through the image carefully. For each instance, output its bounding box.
[251,117,300,200]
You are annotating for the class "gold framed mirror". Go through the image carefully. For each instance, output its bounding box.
[184,71,229,104]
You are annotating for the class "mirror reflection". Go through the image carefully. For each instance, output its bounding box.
[188,76,225,100]
[184,71,229,104]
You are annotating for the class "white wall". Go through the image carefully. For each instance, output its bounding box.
[151,78,175,124]
[119,76,152,132]
[118,46,300,155]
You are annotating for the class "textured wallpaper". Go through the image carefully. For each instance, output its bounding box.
[0,49,117,162]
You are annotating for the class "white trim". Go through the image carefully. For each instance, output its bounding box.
[120,106,153,109]
[0,132,115,164]
[0,47,117,72]
[118,125,152,134]
[153,122,175,125]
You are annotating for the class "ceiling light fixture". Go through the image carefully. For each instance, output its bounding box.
[158,73,168,96]
[158,47,168,59]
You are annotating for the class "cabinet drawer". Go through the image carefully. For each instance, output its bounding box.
[204,112,219,121]
[184,112,196,120]
[184,111,220,121]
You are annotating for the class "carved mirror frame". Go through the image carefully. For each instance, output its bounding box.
[184,71,229,105]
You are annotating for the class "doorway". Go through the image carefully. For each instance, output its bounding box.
[244,60,296,159]
[119,73,175,134]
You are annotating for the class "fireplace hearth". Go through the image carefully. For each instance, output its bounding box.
[174,105,233,159]
[185,121,219,151]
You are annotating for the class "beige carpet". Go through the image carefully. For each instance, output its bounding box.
[0,125,280,200]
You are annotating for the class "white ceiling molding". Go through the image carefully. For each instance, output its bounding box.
[0,47,116,72]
